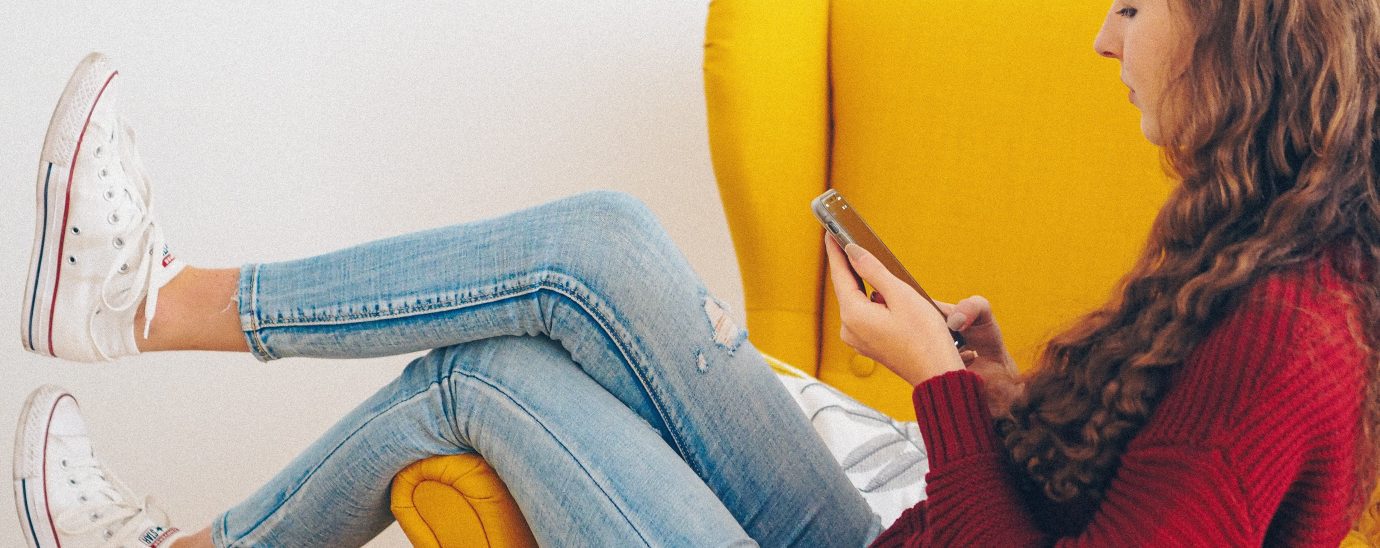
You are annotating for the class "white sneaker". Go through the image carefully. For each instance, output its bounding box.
[21,52,184,362]
[13,385,186,548]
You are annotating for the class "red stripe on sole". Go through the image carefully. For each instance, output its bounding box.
[46,70,118,358]
[42,393,76,548]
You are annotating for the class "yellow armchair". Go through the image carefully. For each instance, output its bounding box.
[390,0,1378,545]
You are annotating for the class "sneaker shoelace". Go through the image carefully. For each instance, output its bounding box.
[53,452,172,547]
[89,120,171,353]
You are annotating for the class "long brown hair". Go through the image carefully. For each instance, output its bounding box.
[989,0,1380,530]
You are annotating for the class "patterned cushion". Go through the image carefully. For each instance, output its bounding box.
[765,354,927,527]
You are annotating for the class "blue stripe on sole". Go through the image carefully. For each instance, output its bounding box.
[27,163,53,354]
[21,478,42,548]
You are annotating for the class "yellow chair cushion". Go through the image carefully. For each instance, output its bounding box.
[390,454,537,548]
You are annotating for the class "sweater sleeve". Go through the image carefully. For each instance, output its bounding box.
[873,371,1264,547]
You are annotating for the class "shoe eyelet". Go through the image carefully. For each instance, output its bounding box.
[103,188,117,201]
[90,512,100,522]
[119,264,129,274]
[94,146,104,158]
[67,256,76,265]
[99,168,109,178]
[113,237,124,249]
[103,530,112,539]
[108,212,120,225]
[68,478,77,485]
[80,495,88,502]
[70,226,80,235]
[59,458,68,468]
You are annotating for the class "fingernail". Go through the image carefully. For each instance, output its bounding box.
[844,244,864,261]
[947,312,968,330]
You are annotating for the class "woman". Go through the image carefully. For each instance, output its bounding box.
[14,0,1378,546]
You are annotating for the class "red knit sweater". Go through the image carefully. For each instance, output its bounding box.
[872,256,1368,546]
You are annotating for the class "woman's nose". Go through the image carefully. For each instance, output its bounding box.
[1093,12,1122,59]
[1093,28,1121,59]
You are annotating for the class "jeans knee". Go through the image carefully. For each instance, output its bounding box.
[552,191,679,267]
[572,190,662,238]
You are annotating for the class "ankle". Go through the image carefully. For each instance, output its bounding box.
[133,265,197,349]
[133,266,249,353]
[170,527,214,548]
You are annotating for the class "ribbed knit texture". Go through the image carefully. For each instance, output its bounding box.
[872,255,1368,546]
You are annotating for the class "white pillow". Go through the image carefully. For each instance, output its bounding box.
[766,355,928,527]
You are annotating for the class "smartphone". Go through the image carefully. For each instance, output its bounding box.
[812,189,965,348]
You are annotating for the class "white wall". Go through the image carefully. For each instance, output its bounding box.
[0,2,742,545]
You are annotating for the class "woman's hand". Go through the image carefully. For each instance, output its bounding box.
[824,234,965,386]
[936,295,1020,385]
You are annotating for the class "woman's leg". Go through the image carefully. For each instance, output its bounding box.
[23,54,872,543]
[206,190,875,543]
[211,335,756,547]
[134,266,246,352]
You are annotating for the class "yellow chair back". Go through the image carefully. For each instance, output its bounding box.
[705,2,1380,543]
[705,0,1169,420]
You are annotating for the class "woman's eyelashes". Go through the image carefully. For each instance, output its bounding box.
[1117,6,1139,18]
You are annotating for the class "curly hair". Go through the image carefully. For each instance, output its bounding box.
[988,0,1380,530]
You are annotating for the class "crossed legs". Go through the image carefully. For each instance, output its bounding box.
[91,192,878,546]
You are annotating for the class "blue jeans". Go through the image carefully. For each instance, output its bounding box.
[213,191,880,547]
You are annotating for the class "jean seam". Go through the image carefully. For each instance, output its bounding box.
[456,367,654,547]
[225,379,459,545]
[214,513,228,548]
[246,268,592,328]
[238,263,277,362]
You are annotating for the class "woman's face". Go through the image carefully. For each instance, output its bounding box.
[1093,0,1189,145]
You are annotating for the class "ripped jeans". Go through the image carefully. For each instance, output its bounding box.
[212,191,880,547]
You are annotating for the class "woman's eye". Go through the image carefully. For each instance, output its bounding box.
[1117,7,1138,17]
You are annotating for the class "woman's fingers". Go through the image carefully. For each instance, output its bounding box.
[842,243,911,304]
[951,295,995,329]
[824,235,870,310]
[946,313,967,332]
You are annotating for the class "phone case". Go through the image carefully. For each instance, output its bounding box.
[812,189,965,347]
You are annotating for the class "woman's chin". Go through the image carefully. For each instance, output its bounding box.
[1140,118,1163,146]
